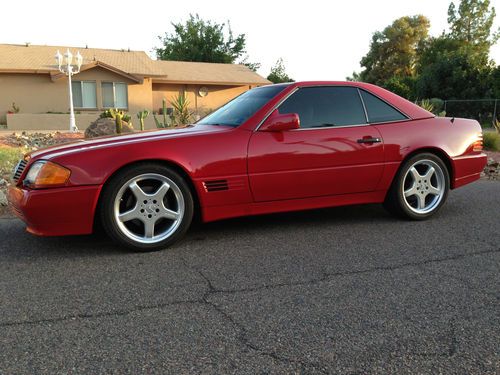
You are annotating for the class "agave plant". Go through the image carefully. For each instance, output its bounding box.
[170,92,193,126]
[417,99,434,113]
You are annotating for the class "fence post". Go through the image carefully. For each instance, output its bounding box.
[493,99,498,127]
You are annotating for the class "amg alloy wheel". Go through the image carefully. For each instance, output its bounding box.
[101,164,193,251]
[384,153,449,220]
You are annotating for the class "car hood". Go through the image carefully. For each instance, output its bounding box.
[28,125,229,161]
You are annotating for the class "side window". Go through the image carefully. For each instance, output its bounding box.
[278,87,366,128]
[359,90,407,123]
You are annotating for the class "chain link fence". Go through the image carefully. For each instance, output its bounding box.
[417,99,499,128]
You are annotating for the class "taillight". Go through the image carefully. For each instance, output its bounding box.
[473,133,483,152]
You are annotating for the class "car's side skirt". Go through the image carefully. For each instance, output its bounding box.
[201,190,388,223]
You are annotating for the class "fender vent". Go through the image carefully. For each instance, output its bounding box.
[12,159,28,183]
[203,179,229,192]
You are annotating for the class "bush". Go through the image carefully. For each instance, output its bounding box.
[0,147,25,178]
[483,132,500,151]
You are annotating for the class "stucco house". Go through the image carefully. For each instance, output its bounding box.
[0,43,270,130]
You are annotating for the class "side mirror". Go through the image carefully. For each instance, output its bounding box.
[260,111,300,132]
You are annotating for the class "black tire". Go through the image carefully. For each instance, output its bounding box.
[384,153,450,220]
[100,163,194,251]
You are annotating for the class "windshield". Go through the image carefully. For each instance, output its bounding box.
[197,85,288,127]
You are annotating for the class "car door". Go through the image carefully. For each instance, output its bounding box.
[247,86,385,202]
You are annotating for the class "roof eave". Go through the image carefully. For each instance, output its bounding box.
[50,61,142,83]
[151,78,271,86]
[0,68,53,74]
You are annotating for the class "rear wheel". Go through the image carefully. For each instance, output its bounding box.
[100,163,193,251]
[384,153,449,220]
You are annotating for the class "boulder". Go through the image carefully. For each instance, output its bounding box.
[84,118,134,139]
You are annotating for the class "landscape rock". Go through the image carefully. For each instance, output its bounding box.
[84,118,134,139]
[483,158,499,180]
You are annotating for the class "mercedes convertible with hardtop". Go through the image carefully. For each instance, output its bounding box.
[8,81,487,250]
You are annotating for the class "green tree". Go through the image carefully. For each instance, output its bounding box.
[416,35,462,71]
[357,15,430,90]
[417,0,499,101]
[447,0,499,64]
[156,14,251,64]
[383,76,417,99]
[492,65,500,99]
[239,56,261,72]
[267,58,294,83]
[416,51,493,100]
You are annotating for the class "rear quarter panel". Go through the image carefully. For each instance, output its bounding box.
[374,117,486,190]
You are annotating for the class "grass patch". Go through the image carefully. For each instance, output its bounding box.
[0,146,25,179]
[483,132,500,151]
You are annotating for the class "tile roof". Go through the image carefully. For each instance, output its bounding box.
[0,44,270,85]
[152,60,270,85]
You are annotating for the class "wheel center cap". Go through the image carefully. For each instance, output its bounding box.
[146,204,155,214]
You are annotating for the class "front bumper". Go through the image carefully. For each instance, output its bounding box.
[7,184,101,236]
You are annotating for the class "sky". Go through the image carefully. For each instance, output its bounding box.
[1,0,499,80]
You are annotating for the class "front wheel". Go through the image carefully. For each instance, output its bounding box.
[100,163,194,251]
[384,153,450,220]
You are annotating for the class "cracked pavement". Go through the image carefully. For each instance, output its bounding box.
[0,180,499,374]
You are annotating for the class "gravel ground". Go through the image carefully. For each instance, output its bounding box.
[0,180,498,374]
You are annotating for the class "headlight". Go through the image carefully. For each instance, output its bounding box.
[23,161,71,189]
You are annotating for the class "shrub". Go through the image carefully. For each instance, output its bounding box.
[153,93,194,128]
[418,99,434,113]
[483,131,500,151]
[0,147,25,178]
[170,92,193,125]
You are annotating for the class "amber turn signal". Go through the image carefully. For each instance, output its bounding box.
[24,161,71,188]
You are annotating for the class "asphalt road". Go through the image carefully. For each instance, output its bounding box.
[0,180,499,374]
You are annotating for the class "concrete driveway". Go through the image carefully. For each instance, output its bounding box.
[0,180,499,374]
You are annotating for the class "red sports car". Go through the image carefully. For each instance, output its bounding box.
[8,82,487,251]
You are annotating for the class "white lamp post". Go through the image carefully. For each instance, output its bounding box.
[55,49,83,132]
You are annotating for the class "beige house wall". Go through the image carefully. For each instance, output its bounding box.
[0,68,153,124]
[6,113,159,131]
[1,68,260,130]
[69,67,152,114]
[152,84,185,113]
[0,73,68,123]
[152,84,253,116]
[7,113,99,130]
[128,77,153,115]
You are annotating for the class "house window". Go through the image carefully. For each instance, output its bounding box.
[102,82,128,109]
[71,81,97,109]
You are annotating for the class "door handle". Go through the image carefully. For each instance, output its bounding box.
[357,137,382,144]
